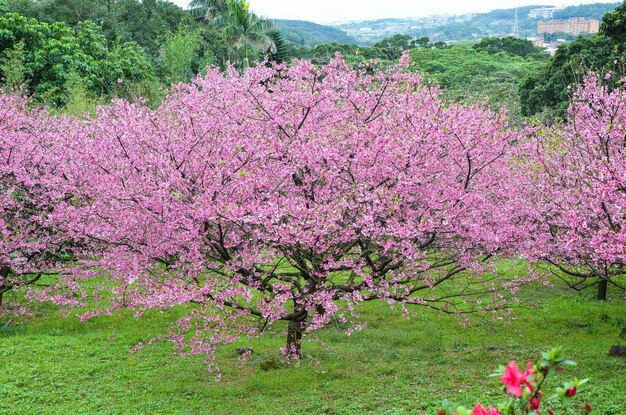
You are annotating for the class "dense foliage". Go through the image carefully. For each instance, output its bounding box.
[519,34,622,118]
[0,0,271,105]
[3,0,193,54]
[472,37,546,59]
[554,2,621,20]
[0,13,155,105]
[1,0,625,118]
[410,44,544,118]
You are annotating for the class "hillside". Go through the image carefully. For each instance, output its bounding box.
[332,2,620,44]
[553,2,620,19]
[275,19,356,47]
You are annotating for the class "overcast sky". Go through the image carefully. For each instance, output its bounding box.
[170,0,618,23]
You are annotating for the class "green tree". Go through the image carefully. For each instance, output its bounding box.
[99,41,156,98]
[600,0,626,52]
[159,28,201,84]
[410,44,544,119]
[208,0,276,68]
[0,12,155,106]
[311,42,354,61]
[411,36,430,48]
[267,29,288,64]
[28,0,107,26]
[519,35,618,117]
[372,34,412,60]
[189,0,228,21]
[194,26,229,69]
[5,0,194,58]
[0,40,28,92]
[473,36,546,59]
[104,0,194,56]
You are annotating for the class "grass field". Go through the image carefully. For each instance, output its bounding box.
[1,281,624,415]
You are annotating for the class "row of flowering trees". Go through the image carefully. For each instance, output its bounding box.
[1,56,625,369]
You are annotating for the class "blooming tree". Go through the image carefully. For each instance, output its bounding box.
[0,95,76,317]
[512,73,626,300]
[6,55,527,371]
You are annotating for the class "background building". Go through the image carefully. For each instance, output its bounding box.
[538,18,600,35]
[529,7,564,19]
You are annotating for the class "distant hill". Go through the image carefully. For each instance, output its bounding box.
[553,2,620,19]
[275,19,356,47]
[331,2,620,44]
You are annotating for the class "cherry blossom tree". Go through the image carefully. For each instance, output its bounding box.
[50,55,530,371]
[512,73,626,300]
[0,95,77,317]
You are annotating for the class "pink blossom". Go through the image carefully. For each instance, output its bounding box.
[472,403,500,415]
[500,361,526,397]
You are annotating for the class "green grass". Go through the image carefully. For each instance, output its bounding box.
[1,282,624,415]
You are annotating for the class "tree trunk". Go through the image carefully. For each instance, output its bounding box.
[597,278,608,300]
[0,265,10,307]
[286,312,307,358]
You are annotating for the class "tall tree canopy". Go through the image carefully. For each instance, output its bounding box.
[194,0,276,68]
[0,12,155,105]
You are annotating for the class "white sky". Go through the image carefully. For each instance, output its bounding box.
[170,0,618,23]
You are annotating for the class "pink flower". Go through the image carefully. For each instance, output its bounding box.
[524,361,536,392]
[500,361,527,397]
[472,403,500,415]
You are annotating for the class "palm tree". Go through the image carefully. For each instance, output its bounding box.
[190,0,276,68]
[189,0,229,21]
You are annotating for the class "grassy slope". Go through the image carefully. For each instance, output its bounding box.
[1,282,624,415]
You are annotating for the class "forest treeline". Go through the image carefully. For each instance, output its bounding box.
[1,0,626,118]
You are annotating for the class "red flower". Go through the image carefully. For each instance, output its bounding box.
[530,393,542,410]
[566,386,577,397]
[472,403,500,415]
[500,361,527,397]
